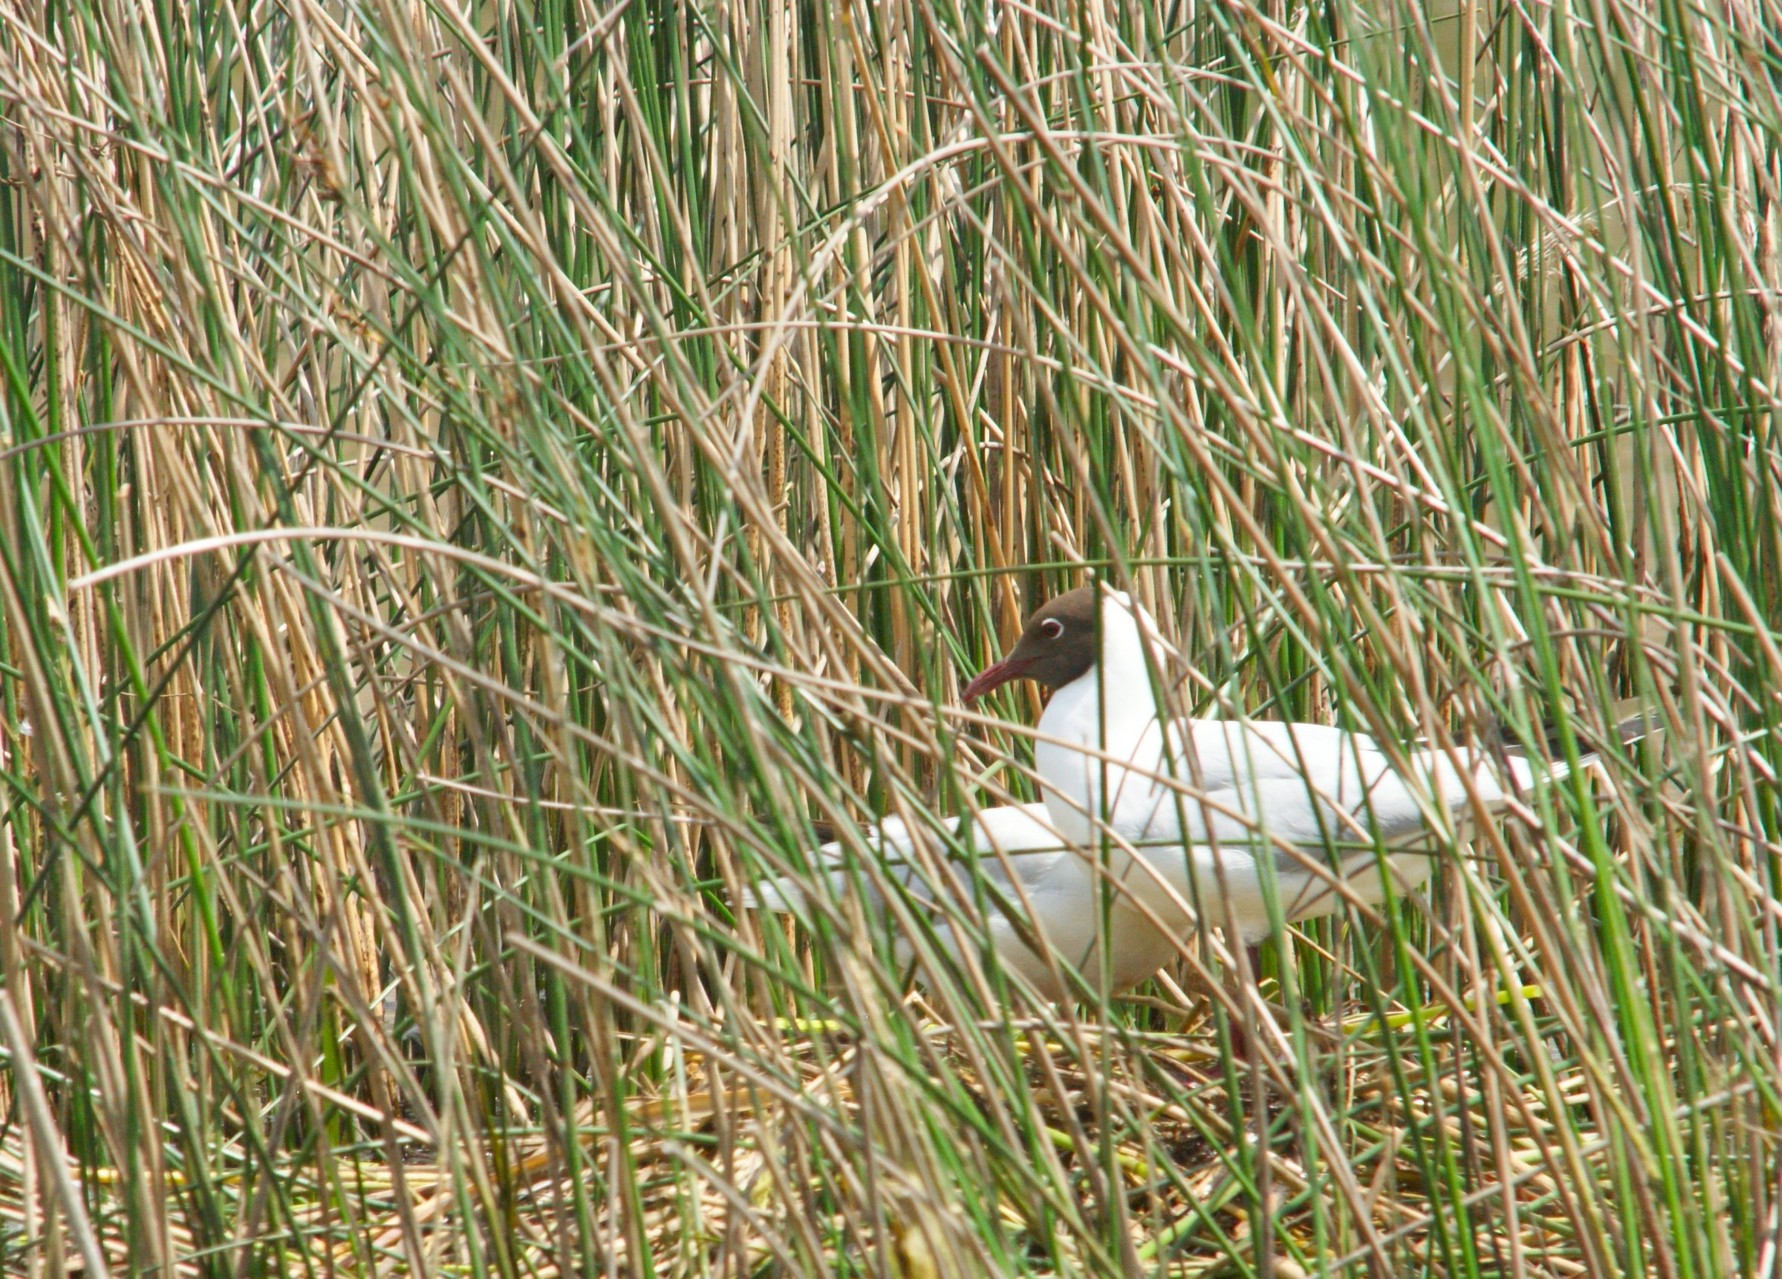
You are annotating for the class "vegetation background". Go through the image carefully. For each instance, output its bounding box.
[0,0,1776,1274]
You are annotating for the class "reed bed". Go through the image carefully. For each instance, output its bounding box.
[0,0,1777,1274]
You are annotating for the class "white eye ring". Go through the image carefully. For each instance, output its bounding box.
[1040,618,1064,639]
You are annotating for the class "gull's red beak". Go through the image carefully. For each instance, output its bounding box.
[961,655,1033,703]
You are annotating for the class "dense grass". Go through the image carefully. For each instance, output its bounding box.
[0,0,1777,1274]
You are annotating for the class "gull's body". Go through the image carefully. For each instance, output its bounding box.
[1027,589,1535,943]
[748,803,1182,995]
[753,585,1583,1000]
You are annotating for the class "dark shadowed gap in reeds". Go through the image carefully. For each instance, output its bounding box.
[0,0,1776,1273]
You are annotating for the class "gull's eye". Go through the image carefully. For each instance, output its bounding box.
[1040,618,1064,640]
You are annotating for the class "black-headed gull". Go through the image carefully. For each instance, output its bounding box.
[754,585,1608,1000]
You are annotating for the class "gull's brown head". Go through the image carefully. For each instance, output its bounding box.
[961,587,1100,703]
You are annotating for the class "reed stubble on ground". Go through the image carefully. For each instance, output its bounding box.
[0,0,1776,1274]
